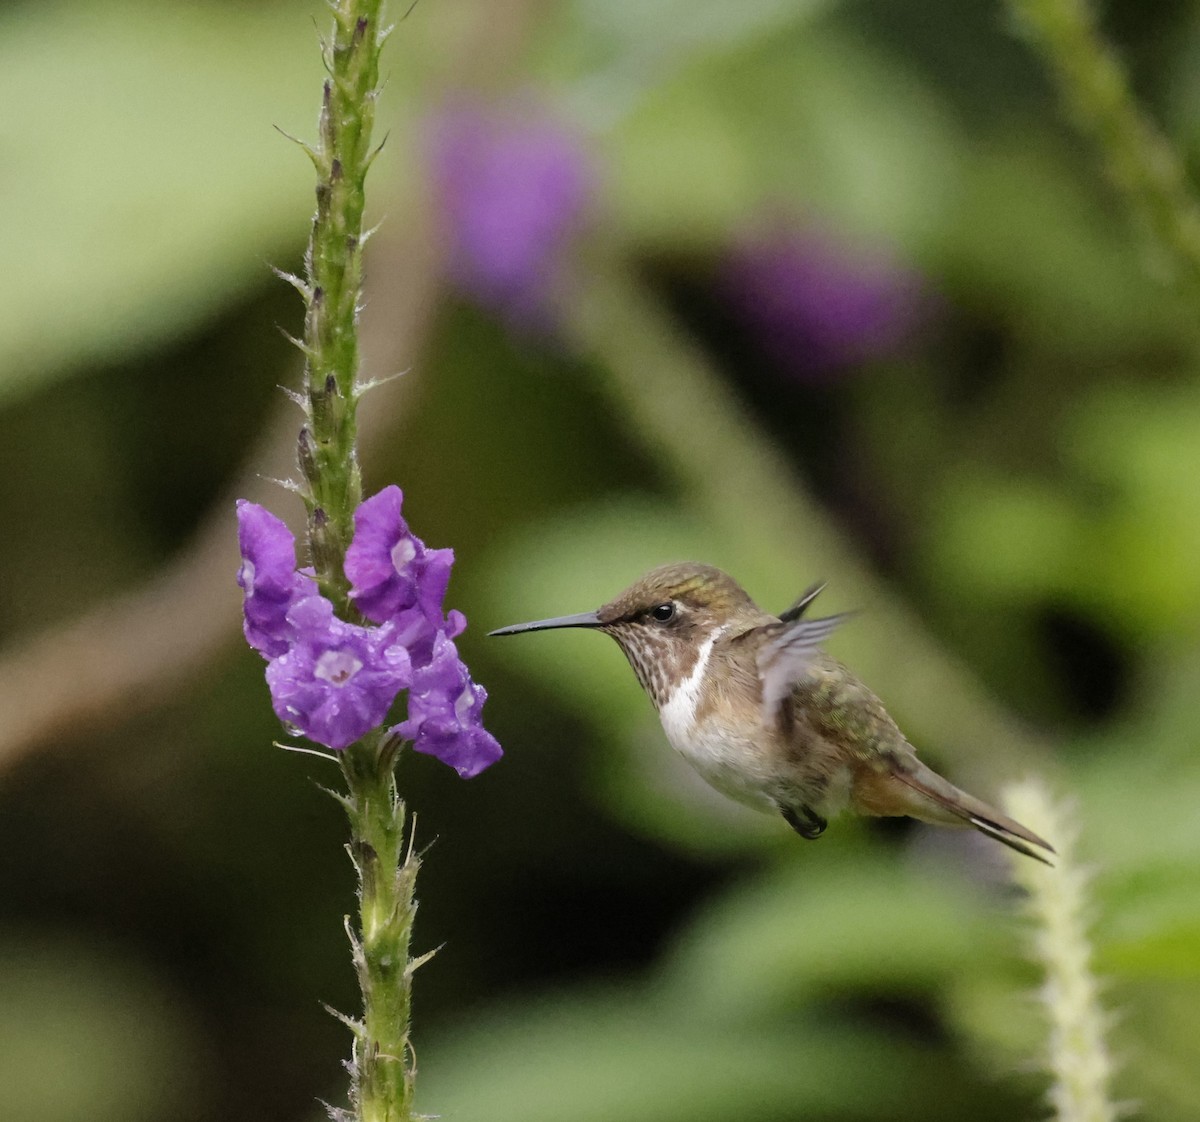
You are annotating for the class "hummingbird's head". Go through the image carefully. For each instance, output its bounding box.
[489,563,759,707]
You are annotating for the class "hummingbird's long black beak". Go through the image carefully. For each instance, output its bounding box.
[488,611,602,637]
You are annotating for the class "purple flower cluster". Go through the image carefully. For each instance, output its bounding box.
[236,488,502,777]
[427,96,592,330]
[718,222,927,381]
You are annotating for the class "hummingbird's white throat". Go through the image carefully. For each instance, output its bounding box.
[658,625,725,742]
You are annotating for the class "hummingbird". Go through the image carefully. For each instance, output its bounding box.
[490,563,1053,863]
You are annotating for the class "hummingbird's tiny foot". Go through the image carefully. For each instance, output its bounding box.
[780,804,827,840]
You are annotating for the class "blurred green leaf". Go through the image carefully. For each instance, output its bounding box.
[1113,980,1200,1122]
[608,27,957,249]
[938,133,1197,352]
[558,0,833,129]
[661,854,1003,1019]
[1068,382,1200,632]
[1102,915,1200,979]
[417,985,1000,1122]
[0,933,204,1122]
[1068,749,1200,983]
[1078,755,1200,878]
[925,379,1200,638]
[0,0,336,399]
[575,0,827,60]
[925,470,1085,604]
[945,970,1044,1075]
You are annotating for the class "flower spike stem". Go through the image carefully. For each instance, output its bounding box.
[339,736,421,1122]
[1007,0,1200,293]
[285,1,422,1119]
[238,3,502,1117]
[1003,779,1118,1122]
[296,0,388,615]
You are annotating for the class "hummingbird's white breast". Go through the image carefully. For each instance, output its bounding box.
[657,626,777,812]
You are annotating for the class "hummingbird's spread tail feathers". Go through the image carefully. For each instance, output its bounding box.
[888,764,1055,865]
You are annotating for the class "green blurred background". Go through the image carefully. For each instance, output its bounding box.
[2,0,1199,1119]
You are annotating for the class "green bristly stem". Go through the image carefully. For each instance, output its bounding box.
[339,736,421,1122]
[285,3,421,1120]
[1008,0,1200,294]
[297,0,389,615]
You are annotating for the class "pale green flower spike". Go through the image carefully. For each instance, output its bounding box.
[1004,779,1119,1122]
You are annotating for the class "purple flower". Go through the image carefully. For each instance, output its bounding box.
[236,489,501,774]
[266,595,412,751]
[427,97,592,329]
[236,501,318,658]
[394,632,503,779]
[718,223,927,381]
[345,486,466,667]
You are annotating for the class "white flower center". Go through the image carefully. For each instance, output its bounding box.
[454,683,474,723]
[239,559,256,596]
[315,649,363,687]
[390,537,417,574]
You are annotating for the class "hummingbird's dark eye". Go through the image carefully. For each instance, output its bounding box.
[651,602,675,623]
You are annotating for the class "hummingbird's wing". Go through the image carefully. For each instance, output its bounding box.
[755,611,856,722]
[777,581,827,624]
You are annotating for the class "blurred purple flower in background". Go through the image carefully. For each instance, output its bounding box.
[236,493,500,771]
[427,96,593,330]
[718,223,928,381]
